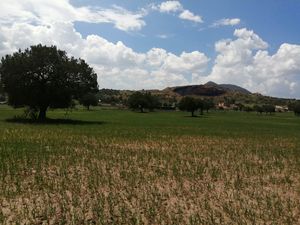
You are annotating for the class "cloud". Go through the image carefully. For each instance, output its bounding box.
[0,0,146,32]
[161,51,209,74]
[194,28,300,98]
[213,18,241,27]
[179,10,203,23]
[158,1,183,13]
[0,19,210,90]
[156,34,173,39]
[155,1,203,23]
[83,6,147,32]
[214,28,268,67]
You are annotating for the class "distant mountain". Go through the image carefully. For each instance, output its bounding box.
[218,84,251,95]
[204,81,218,86]
[168,82,251,97]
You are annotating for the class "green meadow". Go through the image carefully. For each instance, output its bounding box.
[0,105,300,224]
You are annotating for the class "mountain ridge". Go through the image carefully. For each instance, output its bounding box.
[165,81,251,97]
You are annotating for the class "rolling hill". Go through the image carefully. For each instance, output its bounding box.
[168,81,251,97]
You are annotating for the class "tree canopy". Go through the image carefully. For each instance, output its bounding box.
[253,105,264,114]
[179,96,204,117]
[294,101,300,116]
[0,44,98,120]
[80,93,99,110]
[127,92,159,113]
[262,104,275,114]
[202,98,214,113]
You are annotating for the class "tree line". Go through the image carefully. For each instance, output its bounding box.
[127,93,214,116]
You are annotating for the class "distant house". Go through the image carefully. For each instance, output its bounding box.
[217,102,239,110]
[217,102,229,110]
[275,105,288,112]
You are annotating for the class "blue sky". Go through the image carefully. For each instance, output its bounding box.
[0,0,300,97]
[73,0,300,56]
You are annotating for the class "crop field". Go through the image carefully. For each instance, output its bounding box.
[0,105,300,224]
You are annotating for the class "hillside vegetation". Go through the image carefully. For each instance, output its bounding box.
[96,82,296,108]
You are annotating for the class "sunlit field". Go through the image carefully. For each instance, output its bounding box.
[0,105,300,224]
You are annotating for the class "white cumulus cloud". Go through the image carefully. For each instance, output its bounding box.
[155,1,203,23]
[0,0,146,32]
[195,28,300,98]
[158,1,183,13]
[0,20,210,90]
[213,18,241,27]
[179,10,203,23]
[0,0,209,90]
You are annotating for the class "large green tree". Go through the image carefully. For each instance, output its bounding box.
[0,44,98,120]
[80,93,99,110]
[127,92,159,113]
[179,96,203,117]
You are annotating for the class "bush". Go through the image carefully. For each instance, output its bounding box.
[294,101,300,116]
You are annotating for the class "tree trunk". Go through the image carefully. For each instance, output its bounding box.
[38,107,47,120]
[140,107,144,113]
[191,110,194,117]
[87,105,90,110]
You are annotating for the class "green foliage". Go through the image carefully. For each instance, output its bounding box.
[287,101,296,111]
[197,99,205,115]
[235,103,245,111]
[80,93,99,110]
[0,77,4,95]
[294,101,300,116]
[253,105,264,114]
[0,44,98,120]
[203,98,215,112]
[26,107,39,120]
[178,97,205,116]
[97,89,123,104]
[253,104,275,114]
[262,104,276,114]
[127,92,159,112]
[223,96,235,107]
[243,106,253,112]
[0,95,5,102]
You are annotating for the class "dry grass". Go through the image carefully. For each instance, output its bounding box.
[0,109,300,224]
[1,134,300,224]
